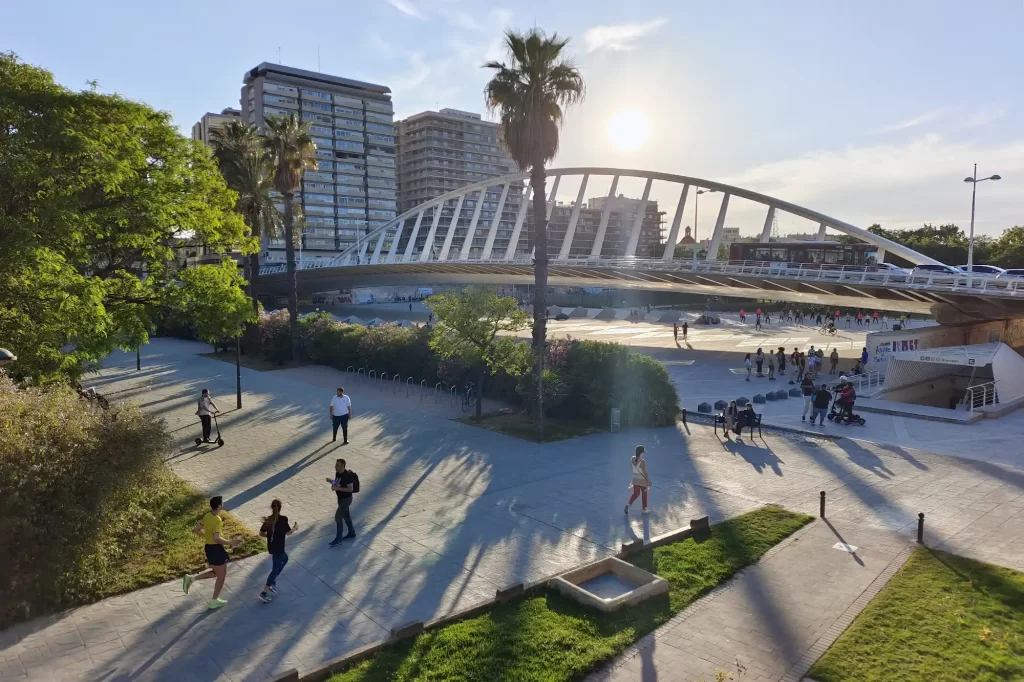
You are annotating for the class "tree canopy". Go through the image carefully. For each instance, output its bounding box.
[867,223,1024,269]
[0,53,255,383]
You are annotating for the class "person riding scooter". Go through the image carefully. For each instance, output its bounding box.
[837,382,857,422]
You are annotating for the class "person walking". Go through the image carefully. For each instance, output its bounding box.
[881,313,889,330]
[861,346,869,368]
[329,387,352,444]
[872,311,879,325]
[800,374,815,421]
[744,353,752,381]
[816,348,825,378]
[845,312,852,328]
[682,321,688,341]
[856,311,863,326]
[196,389,219,444]
[258,499,298,604]
[755,314,762,331]
[829,348,839,375]
[776,346,786,377]
[764,310,771,324]
[767,349,776,380]
[755,348,764,377]
[673,322,679,343]
[789,348,800,384]
[812,384,832,426]
[739,308,746,323]
[328,459,358,546]
[806,351,817,379]
[624,445,651,514]
[182,496,241,609]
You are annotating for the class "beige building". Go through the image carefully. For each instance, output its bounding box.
[393,108,523,259]
[191,108,242,146]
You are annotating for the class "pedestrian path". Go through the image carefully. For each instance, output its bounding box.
[2,338,1023,681]
[587,519,914,682]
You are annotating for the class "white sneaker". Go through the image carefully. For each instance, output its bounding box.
[641,507,650,515]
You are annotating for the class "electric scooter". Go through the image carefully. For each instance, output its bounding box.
[195,413,225,446]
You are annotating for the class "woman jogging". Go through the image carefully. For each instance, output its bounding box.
[182,496,243,609]
[624,445,652,515]
[258,499,298,603]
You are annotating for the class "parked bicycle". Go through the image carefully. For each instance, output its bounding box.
[461,383,475,412]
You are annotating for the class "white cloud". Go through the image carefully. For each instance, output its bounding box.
[384,0,425,20]
[584,18,668,53]
[963,107,1007,128]
[874,107,954,134]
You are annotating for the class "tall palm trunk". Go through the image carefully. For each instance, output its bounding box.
[530,165,549,438]
[283,193,299,360]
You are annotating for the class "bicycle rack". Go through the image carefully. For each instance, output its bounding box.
[357,368,365,384]
[450,385,457,408]
[434,382,442,403]
[407,377,414,397]
[346,366,354,384]
[394,375,401,394]
[380,372,388,390]
[368,370,376,384]
[420,380,427,400]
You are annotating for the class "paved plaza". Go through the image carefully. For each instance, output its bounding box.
[2,338,1024,681]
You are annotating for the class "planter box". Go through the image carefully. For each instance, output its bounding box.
[551,556,668,613]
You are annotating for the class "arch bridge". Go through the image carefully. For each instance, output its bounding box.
[260,168,1024,321]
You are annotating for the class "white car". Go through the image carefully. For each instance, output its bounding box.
[997,268,1024,279]
[911,264,960,277]
[956,264,1005,276]
[871,263,909,274]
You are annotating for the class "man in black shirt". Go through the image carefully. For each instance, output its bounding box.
[800,374,815,421]
[327,459,357,546]
[812,384,832,426]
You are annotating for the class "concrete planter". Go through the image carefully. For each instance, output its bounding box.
[552,557,669,613]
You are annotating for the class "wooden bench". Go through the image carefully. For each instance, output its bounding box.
[714,411,763,439]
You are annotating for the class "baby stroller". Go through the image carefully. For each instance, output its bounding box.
[826,386,866,426]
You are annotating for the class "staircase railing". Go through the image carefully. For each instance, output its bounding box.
[962,381,999,411]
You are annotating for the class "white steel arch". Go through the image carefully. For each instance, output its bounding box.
[278,167,941,273]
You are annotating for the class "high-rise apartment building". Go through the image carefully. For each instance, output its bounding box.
[392,108,523,260]
[191,108,242,146]
[539,195,664,259]
[241,63,395,264]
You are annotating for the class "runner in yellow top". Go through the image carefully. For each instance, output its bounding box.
[181,496,240,609]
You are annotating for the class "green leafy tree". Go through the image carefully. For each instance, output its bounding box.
[484,29,585,436]
[987,226,1024,269]
[426,288,531,417]
[210,122,281,313]
[263,112,317,360]
[867,223,975,266]
[0,53,254,384]
[172,262,258,347]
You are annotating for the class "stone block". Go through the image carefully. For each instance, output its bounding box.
[697,402,712,413]
[789,388,802,397]
[495,583,524,603]
[714,400,728,410]
[736,397,749,406]
[753,394,766,404]
[690,515,710,532]
[268,671,299,682]
[389,620,424,640]
[620,538,644,557]
[765,392,777,401]
[775,390,789,399]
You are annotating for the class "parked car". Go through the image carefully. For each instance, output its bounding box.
[956,264,1005,276]
[997,269,1024,279]
[911,263,960,277]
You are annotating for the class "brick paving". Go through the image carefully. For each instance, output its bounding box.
[2,338,1024,681]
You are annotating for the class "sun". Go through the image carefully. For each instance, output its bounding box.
[607,109,650,151]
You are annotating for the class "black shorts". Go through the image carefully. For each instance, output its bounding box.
[204,543,229,567]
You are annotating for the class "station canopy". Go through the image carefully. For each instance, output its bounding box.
[884,342,1024,403]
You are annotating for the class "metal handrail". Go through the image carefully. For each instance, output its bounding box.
[963,381,999,411]
[855,369,885,391]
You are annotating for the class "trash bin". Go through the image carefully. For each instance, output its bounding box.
[610,408,621,433]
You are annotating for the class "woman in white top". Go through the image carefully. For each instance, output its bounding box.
[724,400,739,439]
[624,445,652,515]
[744,354,752,382]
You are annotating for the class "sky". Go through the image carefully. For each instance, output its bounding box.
[3,0,1023,238]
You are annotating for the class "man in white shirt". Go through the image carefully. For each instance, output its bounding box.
[329,388,352,444]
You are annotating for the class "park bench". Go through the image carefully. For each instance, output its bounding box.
[713,410,763,439]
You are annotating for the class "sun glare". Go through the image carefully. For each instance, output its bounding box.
[607,109,650,151]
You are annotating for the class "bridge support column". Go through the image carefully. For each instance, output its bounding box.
[558,174,589,260]
[546,175,561,221]
[419,203,446,262]
[759,206,775,243]
[459,188,487,260]
[504,184,532,261]
[625,178,654,256]
[401,211,425,263]
[438,194,466,261]
[876,247,887,264]
[385,216,405,264]
[816,222,828,241]
[590,175,619,258]
[705,193,731,260]
[481,183,509,260]
[662,184,690,261]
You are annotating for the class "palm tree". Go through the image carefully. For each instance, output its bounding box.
[209,121,281,314]
[263,113,317,360]
[484,29,584,436]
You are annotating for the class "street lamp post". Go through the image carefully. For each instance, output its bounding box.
[695,189,717,262]
[963,164,1002,286]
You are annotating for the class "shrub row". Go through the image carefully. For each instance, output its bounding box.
[254,312,678,428]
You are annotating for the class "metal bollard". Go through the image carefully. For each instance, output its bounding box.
[820,491,826,518]
[917,512,925,544]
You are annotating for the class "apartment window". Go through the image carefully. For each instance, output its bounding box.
[263,94,297,107]
[336,162,364,173]
[338,218,367,227]
[303,101,333,113]
[369,209,396,218]
[335,141,365,151]
[337,185,363,195]
[303,181,334,192]
[304,192,334,204]
[368,199,396,209]
[366,122,393,133]
[334,105,362,117]
[264,82,298,97]
[305,205,335,216]
[337,207,366,215]
[303,112,333,125]
[368,134,394,144]
[335,128,362,140]
[311,136,332,149]
[263,105,292,119]
[334,95,363,108]
[337,196,366,205]
[301,88,332,101]
[308,125,332,137]
[336,174,363,186]
[336,120,363,131]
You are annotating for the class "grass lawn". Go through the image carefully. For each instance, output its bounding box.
[456,411,604,443]
[74,472,264,605]
[328,506,813,682]
[810,548,1024,682]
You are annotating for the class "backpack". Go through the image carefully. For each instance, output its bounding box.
[350,472,360,493]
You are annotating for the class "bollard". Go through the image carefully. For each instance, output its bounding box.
[917,512,925,544]
[820,491,826,518]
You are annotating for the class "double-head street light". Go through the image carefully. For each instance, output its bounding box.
[964,164,1001,286]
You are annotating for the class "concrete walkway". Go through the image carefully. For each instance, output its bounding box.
[2,338,1024,681]
[587,519,914,682]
